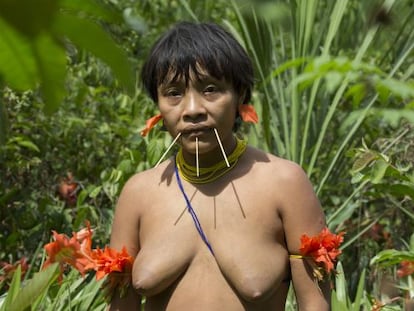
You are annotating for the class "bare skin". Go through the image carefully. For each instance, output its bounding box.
[109,73,330,310]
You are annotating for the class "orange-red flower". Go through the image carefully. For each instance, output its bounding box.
[91,246,133,281]
[299,227,345,277]
[141,114,163,136]
[238,104,258,123]
[397,260,414,278]
[75,221,93,256]
[43,231,94,280]
[43,222,134,298]
[0,257,29,285]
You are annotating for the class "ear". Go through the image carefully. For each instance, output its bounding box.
[238,90,247,105]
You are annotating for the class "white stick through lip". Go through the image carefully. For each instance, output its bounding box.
[213,128,230,167]
[155,132,182,167]
[196,137,199,177]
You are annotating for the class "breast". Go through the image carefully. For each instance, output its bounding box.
[132,220,199,296]
[213,237,289,302]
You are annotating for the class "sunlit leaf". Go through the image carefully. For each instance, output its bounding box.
[9,263,59,311]
[60,0,122,24]
[53,12,135,94]
[0,0,58,37]
[0,17,37,90]
[32,34,67,113]
[0,265,21,311]
[351,150,377,174]
[370,158,389,184]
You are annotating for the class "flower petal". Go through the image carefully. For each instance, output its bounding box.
[238,104,258,123]
[140,114,163,136]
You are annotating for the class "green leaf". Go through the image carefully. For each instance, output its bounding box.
[0,17,38,90]
[0,265,21,311]
[351,269,365,311]
[334,262,349,306]
[370,158,389,184]
[0,0,58,37]
[9,263,59,311]
[32,34,67,113]
[16,140,40,153]
[53,12,134,94]
[351,150,377,174]
[60,0,122,24]
[89,186,102,199]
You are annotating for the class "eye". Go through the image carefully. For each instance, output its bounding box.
[204,84,218,94]
[165,88,182,97]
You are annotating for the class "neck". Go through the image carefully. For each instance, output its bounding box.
[175,136,247,184]
[181,134,237,168]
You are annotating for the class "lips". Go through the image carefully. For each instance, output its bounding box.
[181,125,212,136]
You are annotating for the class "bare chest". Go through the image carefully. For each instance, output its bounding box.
[133,178,289,301]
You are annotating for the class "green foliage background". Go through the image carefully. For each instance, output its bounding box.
[0,0,413,309]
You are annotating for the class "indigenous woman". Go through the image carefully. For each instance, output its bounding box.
[109,21,331,310]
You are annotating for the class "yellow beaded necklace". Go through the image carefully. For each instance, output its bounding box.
[175,138,247,184]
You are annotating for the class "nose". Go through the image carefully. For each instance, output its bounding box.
[182,90,207,121]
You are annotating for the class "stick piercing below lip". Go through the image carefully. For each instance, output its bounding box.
[155,132,182,168]
[196,137,199,177]
[214,128,230,168]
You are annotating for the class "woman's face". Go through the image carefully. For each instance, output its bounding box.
[157,69,239,160]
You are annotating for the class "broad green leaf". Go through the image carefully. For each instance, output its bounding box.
[147,138,166,166]
[89,186,102,199]
[32,34,67,113]
[0,265,21,311]
[0,0,58,37]
[16,140,40,153]
[0,17,37,90]
[387,183,414,200]
[370,158,389,184]
[9,263,59,311]
[335,262,348,305]
[53,12,135,94]
[351,151,377,174]
[351,269,365,311]
[60,0,122,24]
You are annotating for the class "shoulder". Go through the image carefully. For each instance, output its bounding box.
[116,159,175,212]
[245,146,309,185]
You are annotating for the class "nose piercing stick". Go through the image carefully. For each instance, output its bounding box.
[196,137,200,177]
[155,132,182,167]
[213,128,230,168]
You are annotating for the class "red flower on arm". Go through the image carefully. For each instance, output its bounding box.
[238,104,259,123]
[91,246,133,280]
[91,246,134,300]
[299,227,345,280]
[140,114,163,136]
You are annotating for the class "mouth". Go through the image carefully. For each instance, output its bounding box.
[181,126,212,137]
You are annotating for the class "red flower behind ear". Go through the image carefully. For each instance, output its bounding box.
[140,114,163,136]
[238,104,258,123]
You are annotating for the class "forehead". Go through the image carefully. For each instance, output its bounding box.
[159,64,223,87]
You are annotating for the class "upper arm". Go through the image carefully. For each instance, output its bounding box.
[110,174,143,256]
[109,174,144,310]
[277,162,330,310]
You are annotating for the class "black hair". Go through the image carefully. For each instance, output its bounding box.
[141,21,254,105]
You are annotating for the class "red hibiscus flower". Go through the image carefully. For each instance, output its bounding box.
[91,246,133,281]
[299,227,345,278]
